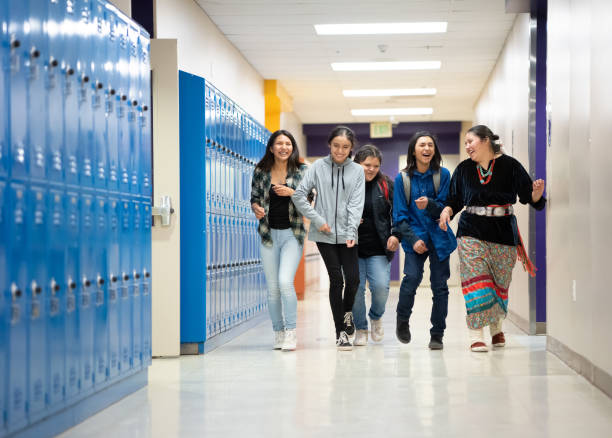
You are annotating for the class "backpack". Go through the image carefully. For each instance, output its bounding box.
[401,170,440,202]
[377,177,389,201]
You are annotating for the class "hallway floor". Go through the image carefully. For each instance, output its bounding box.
[59,286,612,438]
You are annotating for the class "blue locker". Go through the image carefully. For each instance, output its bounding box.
[0,0,8,182]
[0,182,7,433]
[76,0,95,189]
[7,0,30,182]
[141,201,152,365]
[93,195,109,387]
[26,185,48,421]
[62,2,80,187]
[138,30,151,198]
[26,0,48,184]
[116,16,130,193]
[92,1,109,191]
[64,192,80,401]
[46,0,66,185]
[47,189,66,409]
[118,199,132,373]
[106,11,120,193]
[79,193,95,393]
[130,199,142,369]
[128,24,140,195]
[7,183,27,432]
[107,197,121,379]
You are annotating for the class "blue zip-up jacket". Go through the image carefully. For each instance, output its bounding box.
[393,167,457,260]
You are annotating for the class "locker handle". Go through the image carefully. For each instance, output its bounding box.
[32,282,42,295]
[132,100,138,107]
[68,280,77,290]
[67,68,75,76]
[144,271,150,279]
[143,105,148,112]
[50,58,59,68]
[96,81,103,90]
[97,276,105,286]
[11,284,22,299]
[51,280,60,293]
[152,195,174,227]
[11,39,20,49]
[83,279,91,288]
[30,48,40,59]
[82,75,90,84]
[111,275,118,283]
[110,89,116,95]
[121,95,127,101]
[122,273,130,281]
[134,272,141,280]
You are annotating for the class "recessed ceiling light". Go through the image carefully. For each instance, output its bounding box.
[332,61,441,71]
[351,108,433,116]
[315,22,447,35]
[343,88,437,97]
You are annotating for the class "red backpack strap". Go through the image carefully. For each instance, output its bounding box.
[378,178,389,201]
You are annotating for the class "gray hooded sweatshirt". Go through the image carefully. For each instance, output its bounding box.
[292,155,365,244]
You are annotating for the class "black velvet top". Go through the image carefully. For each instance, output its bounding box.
[358,180,387,258]
[268,185,291,230]
[445,155,546,246]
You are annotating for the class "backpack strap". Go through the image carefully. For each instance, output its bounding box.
[432,170,440,196]
[402,170,441,201]
[378,178,389,201]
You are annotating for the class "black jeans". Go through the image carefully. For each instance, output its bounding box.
[316,242,360,337]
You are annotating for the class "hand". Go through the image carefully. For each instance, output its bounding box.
[532,179,545,203]
[413,240,428,254]
[439,207,452,231]
[360,218,364,224]
[346,240,355,248]
[415,196,428,210]
[272,184,294,197]
[251,203,265,220]
[318,223,331,234]
[386,236,400,252]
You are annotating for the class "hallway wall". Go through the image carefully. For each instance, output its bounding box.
[546,0,612,395]
[473,14,533,331]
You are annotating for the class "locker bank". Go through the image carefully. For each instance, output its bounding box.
[2,0,612,437]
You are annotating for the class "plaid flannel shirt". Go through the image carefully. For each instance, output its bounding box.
[250,163,308,247]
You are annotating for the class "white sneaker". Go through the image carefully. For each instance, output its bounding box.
[354,329,368,346]
[282,329,297,351]
[370,317,384,342]
[273,330,284,349]
[336,331,353,351]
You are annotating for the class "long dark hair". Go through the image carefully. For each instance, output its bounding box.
[467,124,502,153]
[327,125,357,157]
[255,129,301,172]
[404,131,442,176]
[354,144,383,180]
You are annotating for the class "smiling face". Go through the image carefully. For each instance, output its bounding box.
[360,156,381,182]
[271,134,293,163]
[329,135,352,164]
[413,136,435,170]
[464,132,491,163]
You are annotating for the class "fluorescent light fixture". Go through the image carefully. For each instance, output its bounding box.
[315,22,447,35]
[351,108,433,116]
[332,61,441,71]
[343,88,437,97]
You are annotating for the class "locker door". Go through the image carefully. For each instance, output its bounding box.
[7,183,27,432]
[0,182,7,432]
[7,0,30,182]
[138,30,151,198]
[63,2,80,187]
[64,192,80,400]
[141,201,152,364]
[45,0,66,185]
[92,1,109,191]
[0,0,8,181]
[130,199,142,369]
[93,195,109,386]
[79,193,95,392]
[47,189,66,408]
[76,0,95,188]
[117,17,130,193]
[107,197,120,379]
[118,199,132,373]
[26,185,48,421]
[106,11,120,193]
[128,24,140,195]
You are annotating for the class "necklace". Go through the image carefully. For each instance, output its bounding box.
[477,158,495,185]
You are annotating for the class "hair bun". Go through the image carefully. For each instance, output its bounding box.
[491,134,500,141]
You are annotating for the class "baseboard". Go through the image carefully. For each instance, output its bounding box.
[508,309,530,334]
[535,321,547,335]
[547,335,612,399]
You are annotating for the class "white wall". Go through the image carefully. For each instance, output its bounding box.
[280,111,306,157]
[109,0,131,17]
[155,0,265,124]
[547,0,612,385]
[473,14,533,330]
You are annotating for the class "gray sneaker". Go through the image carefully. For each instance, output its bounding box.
[370,317,384,342]
[353,330,368,346]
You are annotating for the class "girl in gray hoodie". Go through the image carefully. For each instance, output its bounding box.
[292,126,365,350]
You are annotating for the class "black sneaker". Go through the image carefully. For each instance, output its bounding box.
[336,331,353,351]
[428,334,444,350]
[343,312,355,336]
[396,318,411,344]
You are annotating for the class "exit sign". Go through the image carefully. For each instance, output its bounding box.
[370,122,393,138]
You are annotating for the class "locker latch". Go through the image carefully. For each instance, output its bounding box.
[152,195,174,227]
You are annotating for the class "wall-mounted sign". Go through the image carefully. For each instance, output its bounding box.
[370,122,393,138]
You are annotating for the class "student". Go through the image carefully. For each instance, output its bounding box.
[292,126,365,350]
[250,130,307,351]
[351,144,400,345]
[393,131,457,350]
[439,125,545,351]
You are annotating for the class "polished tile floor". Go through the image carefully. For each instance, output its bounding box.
[60,286,612,438]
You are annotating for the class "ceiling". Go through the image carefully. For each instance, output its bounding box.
[195,0,517,124]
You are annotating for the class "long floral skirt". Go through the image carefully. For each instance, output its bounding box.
[458,236,517,329]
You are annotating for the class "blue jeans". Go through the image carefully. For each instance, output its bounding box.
[260,228,303,331]
[352,256,390,330]
[397,244,450,336]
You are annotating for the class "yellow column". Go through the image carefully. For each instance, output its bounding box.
[264,80,282,132]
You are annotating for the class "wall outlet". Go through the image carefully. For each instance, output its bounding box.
[572,280,577,302]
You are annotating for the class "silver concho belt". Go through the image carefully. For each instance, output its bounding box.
[465,205,514,217]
